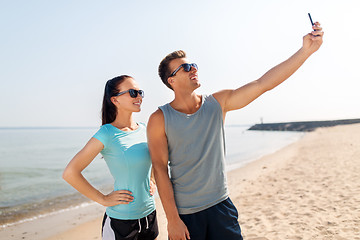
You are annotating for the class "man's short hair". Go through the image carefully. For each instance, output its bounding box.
[158,50,187,90]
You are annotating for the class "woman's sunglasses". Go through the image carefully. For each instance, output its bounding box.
[115,89,145,98]
[170,63,198,77]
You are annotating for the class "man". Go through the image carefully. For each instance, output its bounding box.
[147,23,323,240]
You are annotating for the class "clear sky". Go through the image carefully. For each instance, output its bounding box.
[1,0,359,127]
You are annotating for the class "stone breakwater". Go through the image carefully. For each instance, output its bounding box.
[248,118,360,132]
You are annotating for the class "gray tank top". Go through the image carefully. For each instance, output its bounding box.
[159,94,229,214]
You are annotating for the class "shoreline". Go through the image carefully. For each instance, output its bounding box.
[0,201,96,229]
[0,185,114,228]
[2,123,359,239]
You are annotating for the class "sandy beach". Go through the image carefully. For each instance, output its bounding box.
[1,123,359,240]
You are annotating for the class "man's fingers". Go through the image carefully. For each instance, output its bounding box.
[313,26,322,31]
[311,31,324,37]
[311,32,324,41]
[185,227,191,239]
[311,22,323,36]
[312,22,322,30]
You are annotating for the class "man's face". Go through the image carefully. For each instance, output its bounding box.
[168,58,200,91]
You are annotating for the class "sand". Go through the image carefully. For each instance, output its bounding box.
[1,123,359,240]
[230,123,360,239]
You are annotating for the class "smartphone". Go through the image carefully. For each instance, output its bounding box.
[308,13,314,26]
[308,13,319,35]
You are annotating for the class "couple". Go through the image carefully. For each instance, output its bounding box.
[63,23,323,240]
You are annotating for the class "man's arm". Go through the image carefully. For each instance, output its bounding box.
[147,109,190,240]
[214,22,324,114]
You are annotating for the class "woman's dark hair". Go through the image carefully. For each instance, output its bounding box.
[101,75,132,125]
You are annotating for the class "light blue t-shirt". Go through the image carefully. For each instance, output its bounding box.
[93,123,155,220]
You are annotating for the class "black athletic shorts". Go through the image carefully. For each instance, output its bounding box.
[102,210,158,240]
[179,198,243,240]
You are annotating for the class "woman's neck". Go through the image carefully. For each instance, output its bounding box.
[111,113,138,131]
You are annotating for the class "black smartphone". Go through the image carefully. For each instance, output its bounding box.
[308,13,320,35]
[308,13,314,27]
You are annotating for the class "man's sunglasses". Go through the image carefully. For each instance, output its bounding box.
[115,89,144,98]
[170,63,198,77]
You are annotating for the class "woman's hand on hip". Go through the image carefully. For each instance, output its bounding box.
[101,190,134,206]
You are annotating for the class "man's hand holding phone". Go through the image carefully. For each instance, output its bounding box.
[303,13,324,54]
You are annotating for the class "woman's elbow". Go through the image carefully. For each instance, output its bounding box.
[62,166,75,182]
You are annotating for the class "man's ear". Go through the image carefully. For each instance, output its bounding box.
[167,77,174,86]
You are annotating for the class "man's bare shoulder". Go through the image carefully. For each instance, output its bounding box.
[148,108,165,129]
[150,108,164,120]
[212,89,232,109]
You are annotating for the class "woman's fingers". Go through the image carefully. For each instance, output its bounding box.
[113,190,134,203]
[104,190,134,206]
[115,190,133,195]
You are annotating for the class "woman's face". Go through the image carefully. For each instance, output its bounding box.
[112,77,143,113]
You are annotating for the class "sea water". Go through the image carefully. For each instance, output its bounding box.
[0,126,303,227]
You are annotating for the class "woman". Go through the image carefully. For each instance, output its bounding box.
[63,75,158,240]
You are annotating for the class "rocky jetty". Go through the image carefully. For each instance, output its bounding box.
[248,118,360,132]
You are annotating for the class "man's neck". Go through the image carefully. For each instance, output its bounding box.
[170,91,202,114]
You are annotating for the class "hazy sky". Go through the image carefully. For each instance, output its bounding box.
[1,0,359,127]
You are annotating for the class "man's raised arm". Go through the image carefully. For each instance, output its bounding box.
[214,22,324,114]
